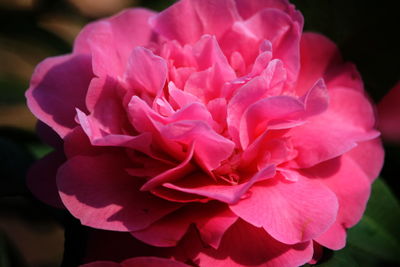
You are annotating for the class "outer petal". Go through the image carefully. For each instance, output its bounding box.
[230,176,338,244]
[291,88,379,168]
[176,219,313,267]
[57,153,181,231]
[346,138,384,182]
[151,0,239,44]
[26,54,93,137]
[296,33,363,94]
[296,33,341,95]
[304,156,373,249]
[74,8,156,60]
[76,9,158,78]
[234,0,303,24]
[26,150,65,209]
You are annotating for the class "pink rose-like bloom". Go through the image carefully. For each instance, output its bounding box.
[378,82,400,143]
[26,0,384,266]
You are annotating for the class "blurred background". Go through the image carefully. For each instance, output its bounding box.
[0,0,399,266]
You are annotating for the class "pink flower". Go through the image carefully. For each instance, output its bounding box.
[378,82,400,143]
[26,0,384,266]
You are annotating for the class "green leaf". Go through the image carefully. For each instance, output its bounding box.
[27,143,53,159]
[315,248,359,267]
[347,178,400,263]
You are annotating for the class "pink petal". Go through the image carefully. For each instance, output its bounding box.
[242,8,302,85]
[346,138,384,182]
[378,82,400,142]
[304,156,372,249]
[140,143,195,191]
[324,62,363,92]
[207,98,227,131]
[63,126,103,158]
[151,0,239,44]
[296,33,341,95]
[227,61,286,145]
[314,221,347,250]
[301,79,329,117]
[291,88,379,168]
[161,121,235,172]
[76,108,152,153]
[26,54,93,137]
[240,95,305,148]
[240,131,292,171]
[163,165,275,204]
[179,219,313,267]
[83,21,125,77]
[230,176,338,244]
[85,77,124,116]
[74,8,156,67]
[131,202,237,249]
[57,153,181,231]
[150,186,209,203]
[234,0,303,24]
[125,47,168,97]
[26,151,65,209]
[168,82,200,108]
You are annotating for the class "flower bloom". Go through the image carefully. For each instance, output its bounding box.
[378,82,400,143]
[26,0,384,266]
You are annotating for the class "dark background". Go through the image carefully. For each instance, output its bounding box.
[0,0,399,266]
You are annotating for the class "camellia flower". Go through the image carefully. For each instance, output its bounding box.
[26,0,384,266]
[378,82,400,143]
